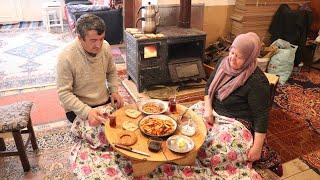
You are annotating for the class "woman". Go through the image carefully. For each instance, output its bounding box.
[203,32,282,176]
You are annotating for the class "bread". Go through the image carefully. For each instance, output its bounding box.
[125,109,141,118]
[117,131,137,146]
[122,120,138,131]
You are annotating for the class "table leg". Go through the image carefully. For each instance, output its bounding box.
[131,160,163,177]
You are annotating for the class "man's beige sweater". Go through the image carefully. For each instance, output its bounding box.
[56,39,119,119]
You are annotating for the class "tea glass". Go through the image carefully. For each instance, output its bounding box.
[148,137,162,152]
[168,89,177,113]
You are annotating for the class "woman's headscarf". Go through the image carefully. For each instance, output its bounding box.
[208,32,261,102]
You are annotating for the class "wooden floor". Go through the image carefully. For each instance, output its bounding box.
[281,159,319,180]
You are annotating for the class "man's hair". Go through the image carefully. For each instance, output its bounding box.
[76,13,106,39]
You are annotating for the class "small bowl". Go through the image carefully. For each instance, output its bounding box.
[179,121,197,137]
[148,137,163,152]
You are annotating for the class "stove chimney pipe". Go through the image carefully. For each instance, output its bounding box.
[178,0,191,28]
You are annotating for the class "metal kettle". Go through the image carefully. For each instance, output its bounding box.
[136,16,160,34]
[137,2,159,18]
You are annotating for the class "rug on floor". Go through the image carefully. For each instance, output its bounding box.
[0,21,43,32]
[266,68,320,172]
[0,30,125,92]
[0,121,74,179]
[0,30,72,92]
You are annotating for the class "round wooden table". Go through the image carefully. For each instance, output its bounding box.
[105,103,207,177]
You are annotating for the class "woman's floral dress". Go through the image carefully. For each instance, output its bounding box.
[69,102,262,179]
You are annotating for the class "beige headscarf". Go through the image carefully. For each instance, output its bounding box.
[208,32,261,102]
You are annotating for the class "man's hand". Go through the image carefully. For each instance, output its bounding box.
[87,109,107,127]
[111,92,124,109]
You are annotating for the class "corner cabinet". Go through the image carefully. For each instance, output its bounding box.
[0,0,46,24]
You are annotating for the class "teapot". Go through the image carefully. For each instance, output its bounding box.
[136,16,160,34]
[137,2,159,18]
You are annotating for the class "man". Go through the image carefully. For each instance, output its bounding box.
[57,13,124,127]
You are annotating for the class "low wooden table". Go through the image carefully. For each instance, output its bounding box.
[105,103,207,177]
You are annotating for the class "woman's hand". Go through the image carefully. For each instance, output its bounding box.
[204,108,214,125]
[87,109,107,127]
[204,95,214,125]
[247,132,266,162]
[247,145,262,162]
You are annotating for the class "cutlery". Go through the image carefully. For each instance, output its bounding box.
[115,144,150,157]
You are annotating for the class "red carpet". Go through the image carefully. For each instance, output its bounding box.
[267,108,320,162]
[266,68,320,173]
[0,88,65,125]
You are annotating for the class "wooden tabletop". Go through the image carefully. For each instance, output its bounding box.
[104,103,207,163]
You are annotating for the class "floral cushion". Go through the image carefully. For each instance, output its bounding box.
[0,101,33,133]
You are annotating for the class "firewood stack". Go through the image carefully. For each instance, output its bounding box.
[231,0,311,45]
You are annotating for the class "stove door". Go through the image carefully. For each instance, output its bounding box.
[168,59,205,82]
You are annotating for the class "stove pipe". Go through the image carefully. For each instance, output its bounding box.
[178,0,191,28]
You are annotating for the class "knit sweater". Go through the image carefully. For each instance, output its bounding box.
[205,60,271,133]
[56,39,119,119]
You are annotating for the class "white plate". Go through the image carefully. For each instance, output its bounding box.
[138,99,168,115]
[166,135,194,153]
[139,114,177,137]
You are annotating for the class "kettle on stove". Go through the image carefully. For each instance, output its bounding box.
[137,2,159,18]
[136,16,160,34]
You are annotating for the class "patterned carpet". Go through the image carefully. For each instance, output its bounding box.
[0,122,74,179]
[0,21,43,32]
[0,30,72,92]
[0,29,125,92]
[267,68,320,173]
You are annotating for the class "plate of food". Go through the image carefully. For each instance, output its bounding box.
[166,135,194,153]
[139,114,177,137]
[138,99,168,115]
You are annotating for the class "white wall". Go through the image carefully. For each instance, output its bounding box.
[0,0,60,24]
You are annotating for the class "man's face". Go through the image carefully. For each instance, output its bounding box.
[79,30,105,54]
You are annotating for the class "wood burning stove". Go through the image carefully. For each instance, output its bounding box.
[125,26,206,92]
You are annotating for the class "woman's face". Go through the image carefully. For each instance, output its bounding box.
[228,47,245,70]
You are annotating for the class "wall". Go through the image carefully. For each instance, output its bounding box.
[203,1,235,46]
[152,0,235,46]
[157,3,204,31]
[203,2,235,46]
[0,0,59,24]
